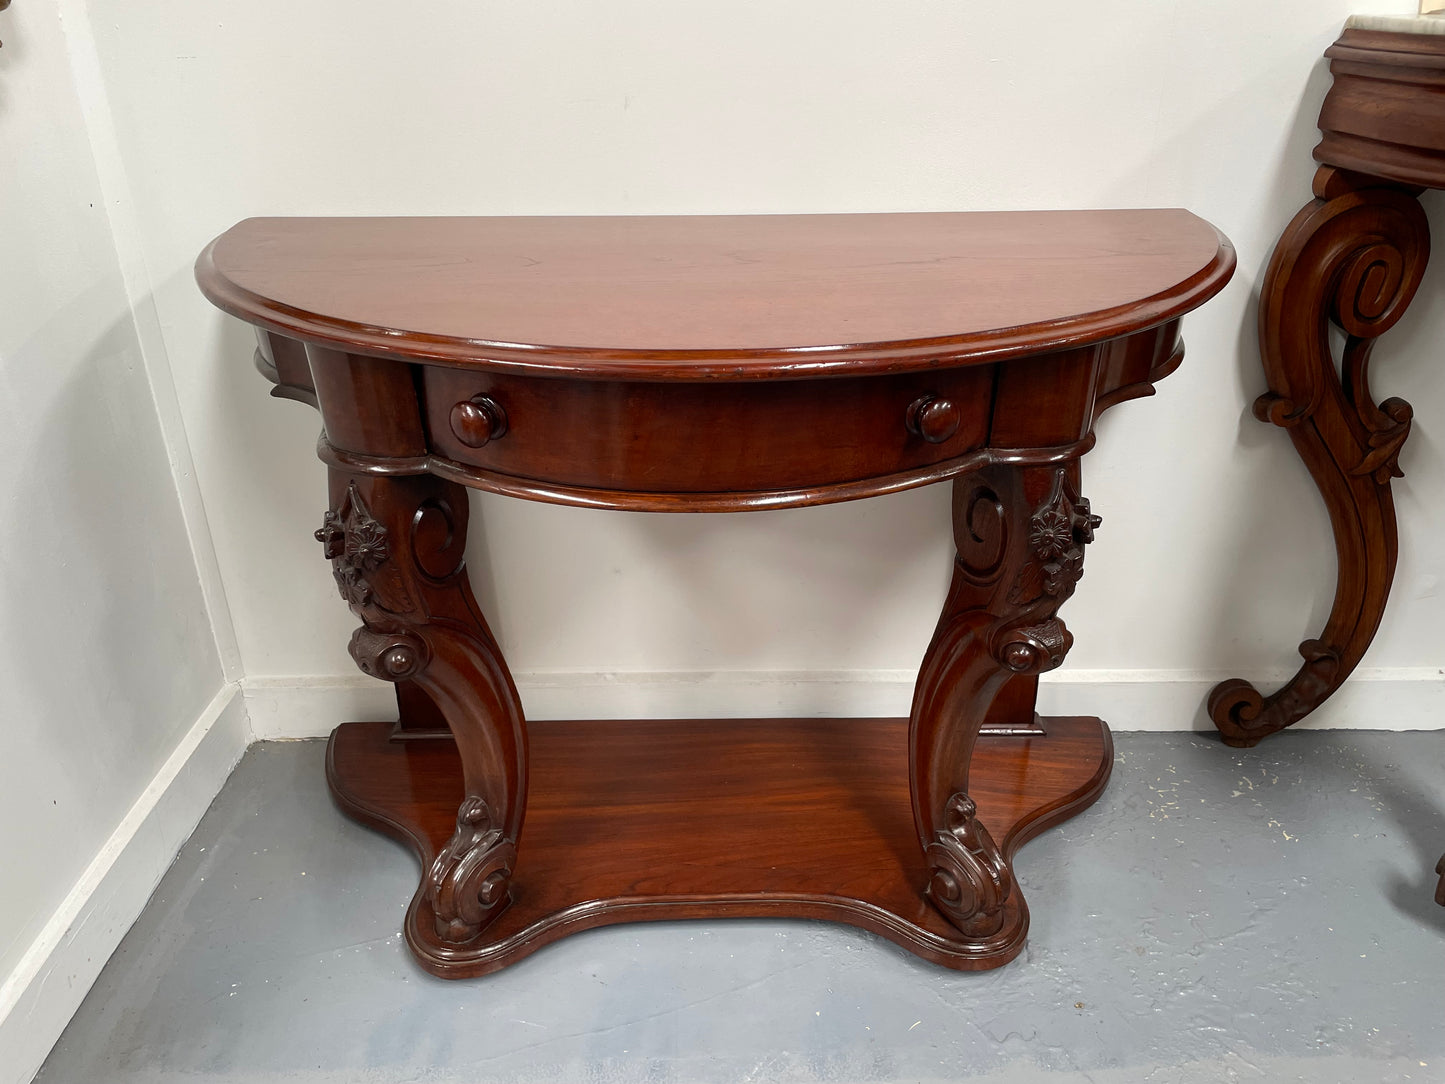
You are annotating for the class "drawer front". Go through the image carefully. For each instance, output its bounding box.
[422,365,996,496]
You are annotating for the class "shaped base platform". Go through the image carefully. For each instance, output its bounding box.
[326,716,1113,978]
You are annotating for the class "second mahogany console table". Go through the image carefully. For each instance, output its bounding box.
[1208,21,1445,749]
[197,212,1234,976]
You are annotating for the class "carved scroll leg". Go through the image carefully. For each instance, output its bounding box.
[318,470,527,943]
[910,463,1099,939]
[1209,168,1428,748]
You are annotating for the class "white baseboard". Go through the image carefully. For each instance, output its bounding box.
[4,668,1441,1084]
[0,684,251,1084]
[243,667,1445,740]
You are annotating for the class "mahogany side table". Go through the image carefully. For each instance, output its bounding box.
[197,211,1234,976]
[1208,20,1445,749]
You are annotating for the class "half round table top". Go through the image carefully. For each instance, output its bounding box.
[197,210,1234,381]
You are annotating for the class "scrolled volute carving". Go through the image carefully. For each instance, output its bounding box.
[426,796,516,943]
[924,793,1014,937]
[954,482,1009,585]
[348,626,428,682]
[996,619,1073,675]
[1332,236,1415,340]
[1210,173,1427,746]
[1208,638,1341,742]
[1254,178,1426,440]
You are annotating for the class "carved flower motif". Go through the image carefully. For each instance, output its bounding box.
[1010,474,1102,606]
[316,485,390,610]
[314,513,345,559]
[1029,507,1074,560]
[344,519,389,571]
[334,567,373,608]
[1040,552,1084,598]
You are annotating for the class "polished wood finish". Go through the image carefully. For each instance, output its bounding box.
[1209,29,1443,747]
[419,360,996,501]
[327,716,1113,976]
[909,463,1099,942]
[198,211,1230,380]
[199,211,1233,975]
[315,472,528,941]
[1317,30,1445,191]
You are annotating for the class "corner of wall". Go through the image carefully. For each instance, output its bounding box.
[55,0,244,682]
[0,683,251,1084]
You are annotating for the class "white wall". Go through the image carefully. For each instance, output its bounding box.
[4,3,1439,1077]
[0,2,245,1080]
[83,0,1445,730]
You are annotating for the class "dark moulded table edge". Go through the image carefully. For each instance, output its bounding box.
[194,222,1237,382]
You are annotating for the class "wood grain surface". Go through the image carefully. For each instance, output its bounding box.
[327,716,1113,977]
[204,208,1235,973]
[1211,27,1443,745]
[198,211,1233,379]
[1318,28,1445,189]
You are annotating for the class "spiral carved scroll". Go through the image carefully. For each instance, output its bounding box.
[319,472,527,946]
[925,794,1014,937]
[910,464,1098,941]
[426,796,517,941]
[1210,168,1429,747]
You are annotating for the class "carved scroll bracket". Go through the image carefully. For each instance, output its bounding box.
[317,473,526,945]
[912,464,1100,939]
[925,794,1014,937]
[1210,168,1429,747]
[426,796,517,942]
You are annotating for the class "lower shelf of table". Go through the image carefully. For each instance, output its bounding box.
[326,715,1112,977]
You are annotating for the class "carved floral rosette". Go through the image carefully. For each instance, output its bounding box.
[922,466,1101,936]
[315,484,391,609]
[995,469,1100,676]
[316,479,521,944]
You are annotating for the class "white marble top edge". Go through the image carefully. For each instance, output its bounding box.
[1346,12,1445,34]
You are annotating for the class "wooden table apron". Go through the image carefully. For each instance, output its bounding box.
[197,211,1235,976]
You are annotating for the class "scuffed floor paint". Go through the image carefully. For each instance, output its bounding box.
[37,731,1445,1084]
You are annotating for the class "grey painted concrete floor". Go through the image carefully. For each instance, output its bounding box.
[37,730,1445,1084]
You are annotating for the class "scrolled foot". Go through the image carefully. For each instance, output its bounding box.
[425,796,516,943]
[317,470,529,949]
[924,793,1014,937]
[912,466,1091,939]
[1206,679,1266,748]
[1207,639,1341,748]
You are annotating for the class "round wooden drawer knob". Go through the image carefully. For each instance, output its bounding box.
[449,395,508,448]
[907,395,960,444]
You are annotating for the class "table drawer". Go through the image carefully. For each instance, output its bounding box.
[422,365,995,496]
